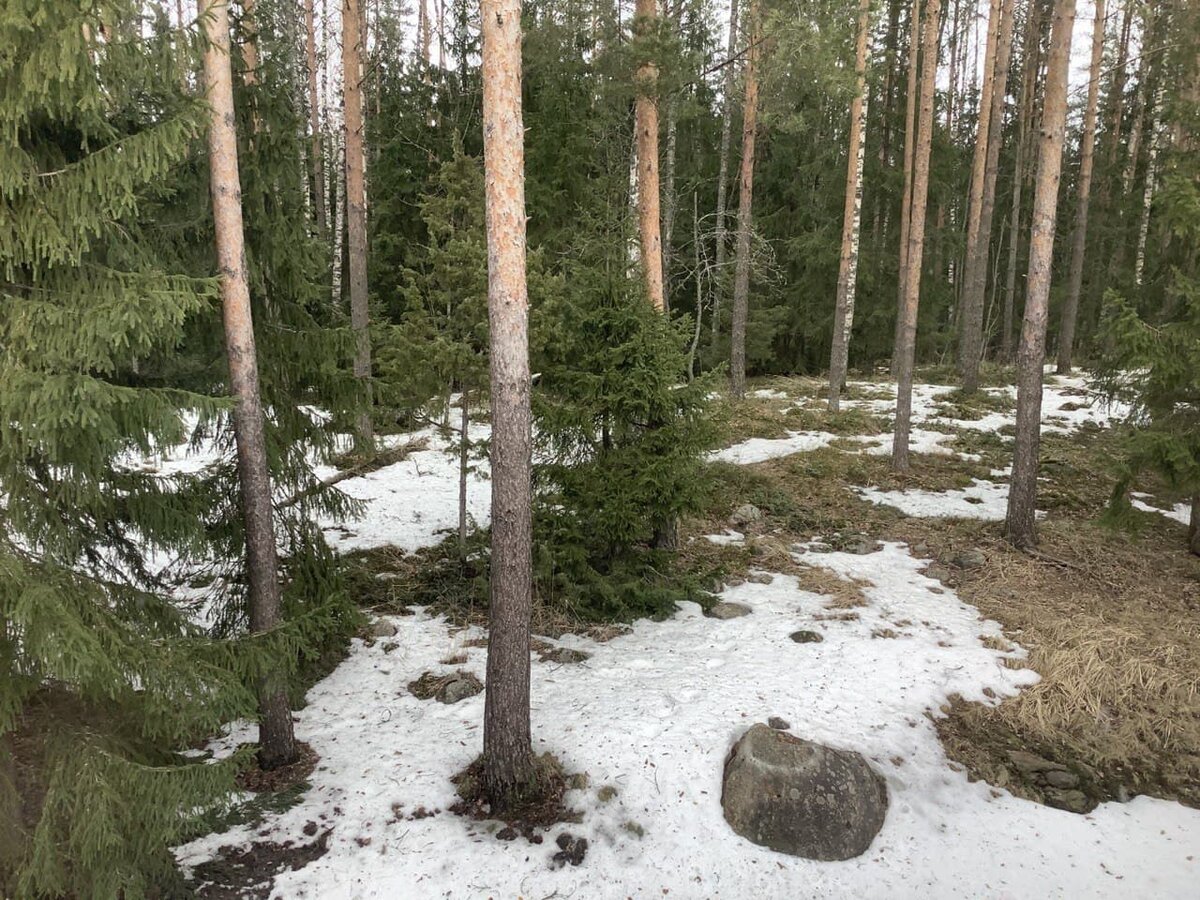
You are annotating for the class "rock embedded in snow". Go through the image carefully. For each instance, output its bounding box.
[729,504,764,527]
[721,724,888,861]
[705,601,753,620]
[369,619,399,638]
[746,572,774,585]
[438,676,483,704]
[790,629,824,644]
[540,647,591,664]
[767,716,791,731]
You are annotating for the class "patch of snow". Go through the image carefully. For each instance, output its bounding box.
[709,431,842,465]
[1131,493,1192,527]
[315,425,492,555]
[176,543,1200,898]
[855,479,1025,521]
[748,388,790,400]
[704,530,746,546]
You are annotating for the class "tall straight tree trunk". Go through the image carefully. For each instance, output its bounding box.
[689,191,705,379]
[634,0,665,311]
[480,0,538,809]
[458,390,469,562]
[1134,84,1163,286]
[957,0,1015,391]
[891,0,923,374]
[828,0,872,411]
[712,0,740,335]
[1055,0,1104,373]
[1190,493,1200,557]
[200,0,296,771]
[304,0,328,234]
[891,0,941,472]
[1002,0,1045,360]
[343,0,372,442]
[661,93,678,310]
[729,0,760,400]
[1005,0,1077,549]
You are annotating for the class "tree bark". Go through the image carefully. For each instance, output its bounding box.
[729,0,760,400]
[458,390,469,562]
[1055,0,1104,374]
[1134,84,1163,286]
[634,0,666,312]
[201,0,296,771]
[891,0,941,472]
[304,0,328,235]
[1190,493,1200,557]
[828,0,872,411]
[1005,0,1077,549]
[891,0,923,375]
[1001,0,1045,361]
[343,0,372,442]
[480,0,537,809]
[712,0,739,335]
[661,93,678,310]
[958,0,1016,392]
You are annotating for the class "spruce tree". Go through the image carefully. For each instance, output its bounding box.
[0,2,267,892]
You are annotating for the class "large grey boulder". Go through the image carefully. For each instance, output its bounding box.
[721,724,888,860]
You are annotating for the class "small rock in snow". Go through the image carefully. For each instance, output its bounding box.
[746,572,773,585]
[706,602,752,620]
[790,630,824,644]
[767,716,791,731]
[370,619,399,638]
[540,647,591,664]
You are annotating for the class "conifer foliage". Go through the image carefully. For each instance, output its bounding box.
[0,3,258,893]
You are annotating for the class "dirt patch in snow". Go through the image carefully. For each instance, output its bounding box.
[190,826,332,899]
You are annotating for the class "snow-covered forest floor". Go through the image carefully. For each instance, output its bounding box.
[172,372,1200,898]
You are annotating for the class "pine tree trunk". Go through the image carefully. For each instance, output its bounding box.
[458,390,469,562]
[891,0,923,375]
[1055,0,1104,374]
[958,0,1015,392]
[634,0,665,312]
[480,0,537,810]
[343,0,372,443]
[891,0,941,472]
[1190,493,1200,557]
[1005,0,1077,549]
[729,0,760,400]
[661,93,678,311]
[1001,0,1044,361]
[828,0,872,411]
[305,0,328,235]
[712,0,739,335]
[201,0,296,771]
[240,0,260,87]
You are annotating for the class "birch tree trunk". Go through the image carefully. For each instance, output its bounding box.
[891,0,923,375]
[1055,0,1105,374]
[729,0,760,399]
[1134,85,1163,286]
[480,0,538,810]
[891,0,941,472]
[634,0,665,312]
[958,0,1016,392]
[712,0,740,335]
[201,0,296,771]
[305,0,328,234]
[1005,0,1077,549]
[343,0,372,442]
[828,0,872,411]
